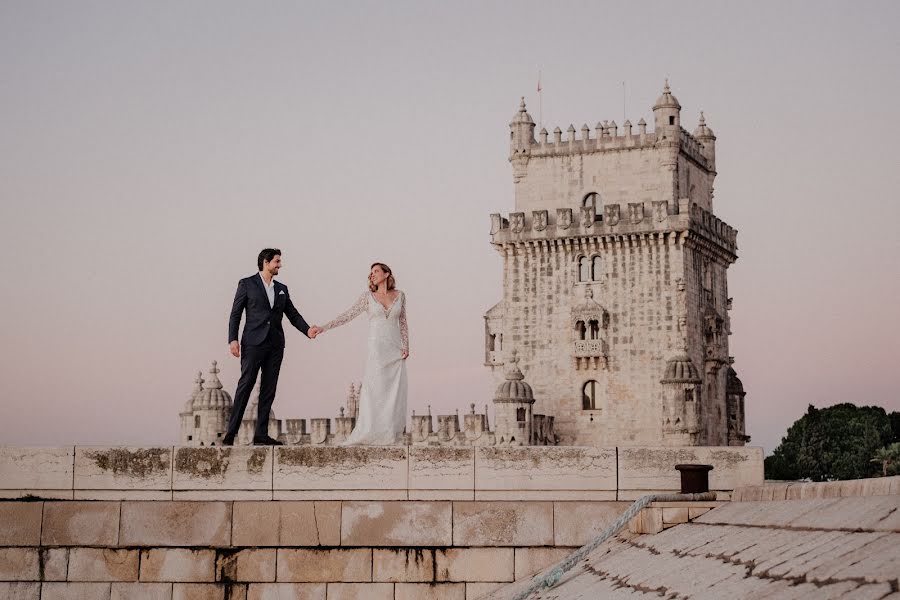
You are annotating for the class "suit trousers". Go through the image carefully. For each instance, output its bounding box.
[225,330,284,441]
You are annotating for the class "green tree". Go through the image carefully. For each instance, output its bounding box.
[765,403,894,481]
[871,443,900,477]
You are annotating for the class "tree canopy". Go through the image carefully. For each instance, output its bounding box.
[765,403,897,481]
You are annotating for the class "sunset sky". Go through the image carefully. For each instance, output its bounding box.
[1,1,897,453]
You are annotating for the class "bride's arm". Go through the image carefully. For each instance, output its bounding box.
[399,292,409,356]
[320,293,368,332]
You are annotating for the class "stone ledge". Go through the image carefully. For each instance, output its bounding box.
[732,475,900,502]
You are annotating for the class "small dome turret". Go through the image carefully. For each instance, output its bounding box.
[653,79,682,131]
[661,354,702,384]
[693,111,715,140]
[184,371,204,412]
[653,79,681,111]
[193,361,232,410]
[494,350,534,403]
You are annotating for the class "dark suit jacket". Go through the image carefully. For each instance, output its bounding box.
[228,274,310,347]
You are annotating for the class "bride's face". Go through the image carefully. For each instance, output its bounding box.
[370,266,388,287]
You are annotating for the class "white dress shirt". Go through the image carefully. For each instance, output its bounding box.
[259,272,275,308]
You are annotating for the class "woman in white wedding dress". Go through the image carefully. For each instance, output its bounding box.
[314,263,409,445]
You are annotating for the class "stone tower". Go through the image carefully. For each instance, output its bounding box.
[180,361,232,447]
[485,82,748,447]
[492,351,537,446]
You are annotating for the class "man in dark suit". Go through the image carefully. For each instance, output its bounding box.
[223,248,320,445]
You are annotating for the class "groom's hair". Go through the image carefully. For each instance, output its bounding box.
[257,248,281,271]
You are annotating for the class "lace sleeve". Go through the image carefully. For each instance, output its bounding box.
[399,292,409,352]
[321,292,367,332]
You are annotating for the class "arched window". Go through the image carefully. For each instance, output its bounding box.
[578,256,590,282]
[488,334,496,352]
[582,380,599,410]
[588,320,600,340]
[194,415,200,428]
[576,321,586,340]
[582,192,599,209]
[591,256,602,281]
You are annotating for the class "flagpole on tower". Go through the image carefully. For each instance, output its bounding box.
[537,69,543,131]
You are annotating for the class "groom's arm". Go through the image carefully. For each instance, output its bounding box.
[284,291,311,338]
[228,279,247,344]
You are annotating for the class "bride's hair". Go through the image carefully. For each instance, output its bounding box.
[369,262,396,292]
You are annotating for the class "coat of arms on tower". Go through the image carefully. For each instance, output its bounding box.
[605,204,620,225]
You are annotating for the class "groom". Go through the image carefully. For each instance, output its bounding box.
[223,248,320,445]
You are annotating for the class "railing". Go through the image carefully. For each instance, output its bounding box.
[574,340,604,357]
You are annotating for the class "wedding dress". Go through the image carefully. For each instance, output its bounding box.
[321,291,408,445]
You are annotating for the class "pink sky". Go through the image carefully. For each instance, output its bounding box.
[1,1,898,453]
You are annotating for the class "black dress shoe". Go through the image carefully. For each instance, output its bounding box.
[252,436,284,446]
[221,437,235,446]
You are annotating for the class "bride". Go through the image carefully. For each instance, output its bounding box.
[311,263,409,445]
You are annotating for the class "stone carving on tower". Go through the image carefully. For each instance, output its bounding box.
[485,82,749,446]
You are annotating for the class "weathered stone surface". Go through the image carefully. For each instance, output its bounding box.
[75,447,173,491]
[232,501,340,547]
[662,507,690,524]
[464,582,506,600]
[217,549,276,583]
[273,490,408,501]
[552,501,629,546]
[173,447,272,491]
[121,502,231,546]
[172,583,245,600]
[475,447,616,492]
[0,447,74,490]
[324,583,392,600]
[0,582,40,600]
[0,502,42,545]
[74,490,173,501]
[111,583,173,600]
[452,502,553,546]
[627,506,663,534]
[274,447,407,491]
[276,549,371,583]
[140,549,216,582]
[40,582,112,600]
[341,501,452,546]
[67,548,139,582]
[409,447,474,492]
[513,548,574,580]
[436,548,514,582]
[373,549,435,582]
[41,548,69,581]
[395,583,465,600]
[0,547,38,580]
[246,583,326,600]
[617,446,763,492]
[42,501,121,546]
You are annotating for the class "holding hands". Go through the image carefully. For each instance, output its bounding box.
[308,326,322,339]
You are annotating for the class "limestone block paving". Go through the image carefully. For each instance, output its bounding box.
[408,447,475,501]
[0,547,39,581]
[276,549,372,583]
[120,502,232,546]
[246,583,326,600]
[395,582,466,600]
[435,548,514,583]
[341,501,452,547]
[41,548,70,581]
[372,549,436,582]
[110,582,173,600]
[42,501,120,546]
[0,447,74,499]
[452,502,553,546]
[0,502,42,546]
[40,582,113,600]
[274,447,409,499]
[173,447,273,501]
[139,548,216,582]
[553,501,629,545]
[324,582,392,600]
[67,548,139,582]
[0,582,41,600]
[74,447,173,500]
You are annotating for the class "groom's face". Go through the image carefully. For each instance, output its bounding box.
[264,255,282,276]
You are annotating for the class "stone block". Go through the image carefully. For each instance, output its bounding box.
[324,583,392,600]
[42,501,120,546]
[40,582,112,600]
[140,549,216,582]
[553,501,630,546]
[216,549,276,583]
[689,507,711,519]
[513,548,573,580]
[41,548,69,581]
[174,491,272,501]
[0,502,42,545]
[395,583,465,600]
[628,507,663,534]
[111,583,173,600]
[0,447,74,490]
[473,490,616,501]
[74,447,173,491]
[409,447,474,492]
[274,447,407,491]
[435,548,514,582]
[273,490,407,501]
[232,501,340,547]
[409,490,474,501]
[474,446,616,492]
[276,549,371,583]
[0,489,73,500]
[373,549,435,582]
[0,582,40,600]
[173,447,272,491]
[121,502,231,546]
[662,507,689,524]
[341,501,452,546]
[67,548,139,582]
[452,502,553,546]
[0,547,39,580]
[464,582,506,600]
[617,446,763,493]
[246,583,326,600]
[172,584,245,600]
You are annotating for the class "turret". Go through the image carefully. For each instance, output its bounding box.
[693,111,717,171]
[652,79,681,132]
[660,354,702,446]
[493,350,535,445]
[509,97,535,183]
